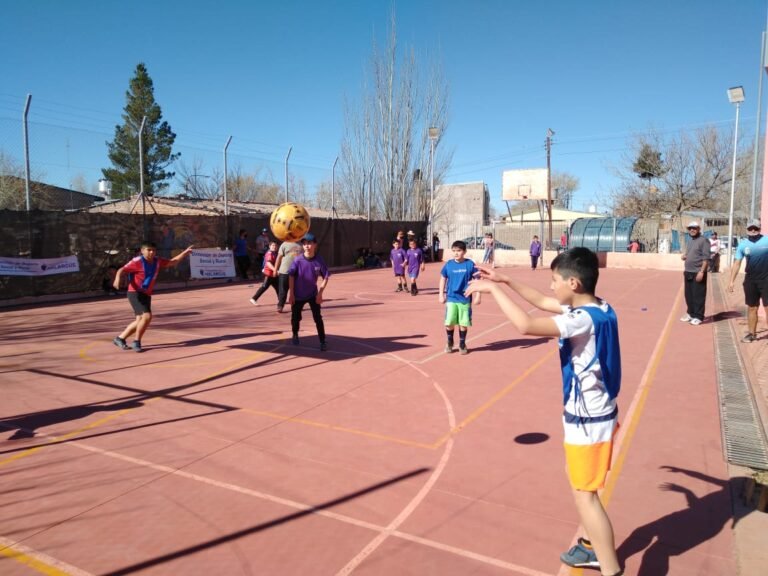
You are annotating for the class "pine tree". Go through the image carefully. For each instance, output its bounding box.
[102,63,180,199]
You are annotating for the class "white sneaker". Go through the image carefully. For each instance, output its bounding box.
[680,314,692,322]
[249,298,258,306]
[689,318,702,326]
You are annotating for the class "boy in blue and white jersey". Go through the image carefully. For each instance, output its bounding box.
[439,240,480,354]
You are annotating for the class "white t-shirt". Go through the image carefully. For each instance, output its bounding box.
[552,302,617,418]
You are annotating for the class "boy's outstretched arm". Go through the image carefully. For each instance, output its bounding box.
[474,265,560,313]
[465,280,560,337]
[169,245,194,266]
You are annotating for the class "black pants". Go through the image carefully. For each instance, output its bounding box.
[710,253,720,273]
[291,297,325,342]
[683,271,707,321]
[251,276,279,303]
[235,255,251,279]
[277,274,290,310]
[531,255,539,269]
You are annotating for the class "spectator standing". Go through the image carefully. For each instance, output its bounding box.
[274,239,303,313]
[482,233,495,268]
[233,229,251,281]
[432,233,441,261]
[727,219,768,342]
[530,235,542,270]
[680,221,710,326]
[709,232,721,273]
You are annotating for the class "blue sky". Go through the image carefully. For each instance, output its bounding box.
[1,0,766,214]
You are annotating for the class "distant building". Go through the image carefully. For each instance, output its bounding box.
[0,176,103,210]
[432,181,490,244]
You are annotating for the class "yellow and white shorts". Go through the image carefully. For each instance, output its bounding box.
[563,408,619,491]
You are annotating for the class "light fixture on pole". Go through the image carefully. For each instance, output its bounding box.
[726,86,745,268]
[428,126,440,257]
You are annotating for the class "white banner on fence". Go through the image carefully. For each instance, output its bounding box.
[0,255,80,276]
[189,249,235,279]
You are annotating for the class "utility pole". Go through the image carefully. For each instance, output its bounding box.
[546,128,555,248]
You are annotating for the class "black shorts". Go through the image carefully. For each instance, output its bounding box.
[128,291,152,315]
[743,277,768,307]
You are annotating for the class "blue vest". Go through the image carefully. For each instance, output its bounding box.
[559,304,621,406]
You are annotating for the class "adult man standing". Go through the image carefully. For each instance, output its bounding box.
[727,219,768,342]
[274,238,302,313]
[680,221,710,326]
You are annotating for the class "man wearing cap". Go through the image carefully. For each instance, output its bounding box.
[288,232,330,351]
[255,228,271,278]
[680,221,710,326]
[727,219,768,342]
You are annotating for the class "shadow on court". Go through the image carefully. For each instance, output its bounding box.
[617,466,752,576]
[1,399,145,440]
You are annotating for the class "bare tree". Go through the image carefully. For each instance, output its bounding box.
[339,10,450,222]
[610,127,751,218]
[175,157,219,199]
[552,171,580,209]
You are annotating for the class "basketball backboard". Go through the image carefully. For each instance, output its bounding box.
[502,168,548,201]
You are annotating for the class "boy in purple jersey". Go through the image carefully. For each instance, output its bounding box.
[390,238,409,292]
[288,232,330,351]
[405,238,426,295]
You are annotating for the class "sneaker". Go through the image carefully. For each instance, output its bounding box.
[444,344,454,353]
[291,334,299,345]
[249,298,258,306]
[560,538,599,569]
[679,314,692,322]
[320,342,327,352]
[742,333,757,343]
[277,306,284,313]
[113,336,129,350]
[459,346,469,355]
[131,341,143,353]
[396,286,403,292]
[689,318,702,326]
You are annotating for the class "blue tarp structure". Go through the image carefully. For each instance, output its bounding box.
[568,217,639,252]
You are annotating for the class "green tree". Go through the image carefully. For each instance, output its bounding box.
[102,63,179,199]
[632,142,665,184]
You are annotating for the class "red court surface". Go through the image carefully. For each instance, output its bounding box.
[0,264,751,575]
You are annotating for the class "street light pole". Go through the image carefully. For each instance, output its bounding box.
[331,156,338,220]
[727,86,745,268]
[223,135,232,245]
[428,126,440,258]
[285,146,292,203]
[546,128,555,249]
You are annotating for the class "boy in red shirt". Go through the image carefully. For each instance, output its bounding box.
[112,240,193,352]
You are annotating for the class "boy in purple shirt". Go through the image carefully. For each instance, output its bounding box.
[405,238,425,295]
[288,232,330,351]
[390,238,408,292]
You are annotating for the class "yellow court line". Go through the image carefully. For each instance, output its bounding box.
[0,547,78,576]
[432,348,557,448]
[600,286,683,506]
[241,408,437,450]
